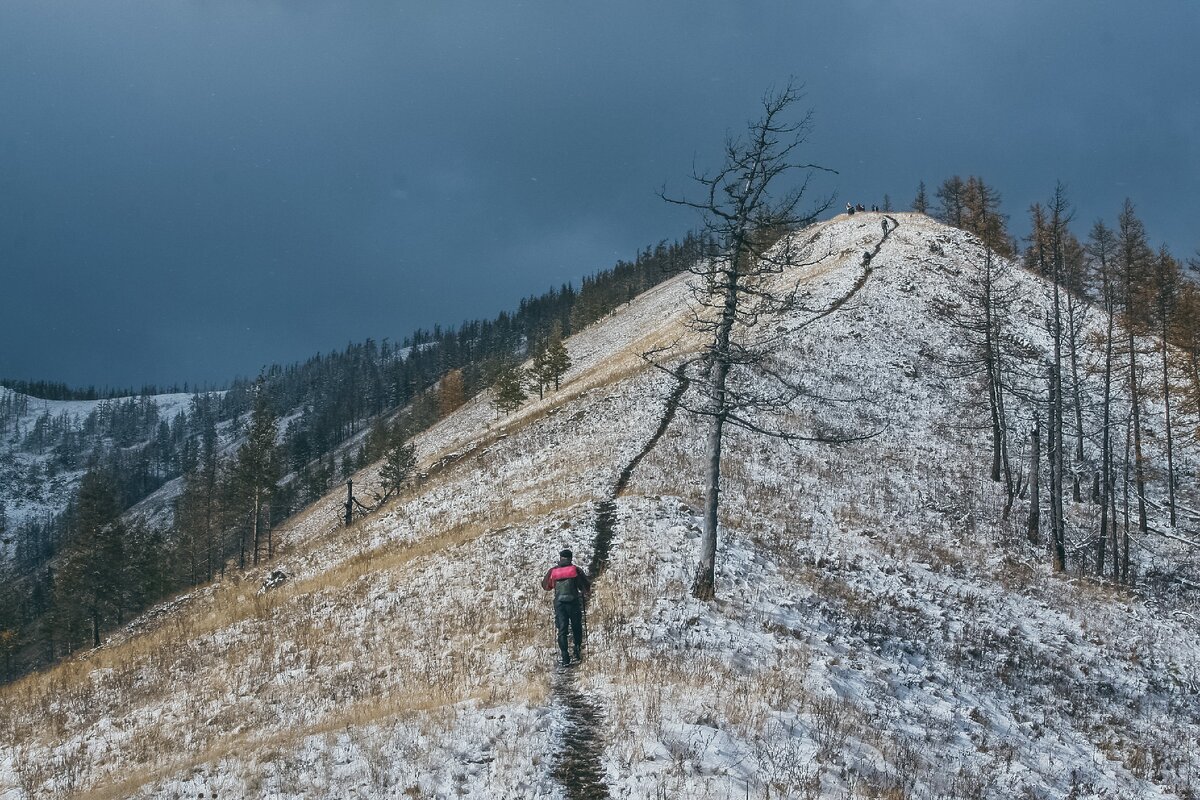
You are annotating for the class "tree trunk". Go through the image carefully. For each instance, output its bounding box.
[1067,295,1085,503]
[1048,369,1066,572]
[1097,305,1115,576]
[1161,338,1176,526]
[694,402,726,601]
[985,280,1002,484]
[1127,331,1149,543]
[1027,415,1041,546]
[238,510,248,571]
[203,469,215,583]
[1189,350,1200,418]
[693,249,741,601]
[1048,218,1067,572]
[1120,417,1132,583]
[252,490,262,567]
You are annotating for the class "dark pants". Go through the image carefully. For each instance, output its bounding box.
[554,600,584,661]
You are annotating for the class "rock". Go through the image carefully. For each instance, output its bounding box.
[260,569,288,592]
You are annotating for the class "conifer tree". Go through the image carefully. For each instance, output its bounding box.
[57,468,123,647]
[529,344,551,400]
[491,361,528,414]
[0,567,18,680]
[1061,230,1089,504]
[912,181,928,213]
[935,175,966,227]
[233,380,279,567]
[379,427,417,501]
[962,176,1011,257]
[532,324,572,394]
[438,369,466,417]
[1045,184,1073,572]
[1174,267,1200,423]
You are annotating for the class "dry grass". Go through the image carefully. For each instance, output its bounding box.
[77,686,499,800]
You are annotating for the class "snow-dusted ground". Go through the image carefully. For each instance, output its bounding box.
[1,213,1197,799]
[0,390,201,558]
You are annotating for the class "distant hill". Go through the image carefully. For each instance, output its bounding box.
[0,388,206,555]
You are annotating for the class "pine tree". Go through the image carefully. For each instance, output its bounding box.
[931,222,1019,516]
[379,427,417,501]
[539,324,572,393]
[233,380,279,567]
[1045,184,1074,572]
[0,566,18,680]
[912,181,928,213]
[58,468,124,648]
[529,344,551,400]
[491,362,528,414]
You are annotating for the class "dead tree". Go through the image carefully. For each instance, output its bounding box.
[659,81,880,600]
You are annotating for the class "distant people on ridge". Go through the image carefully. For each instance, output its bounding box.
[846,202,855,215]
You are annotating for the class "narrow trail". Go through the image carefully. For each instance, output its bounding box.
[590,366,691,579]
[549,674,611,799]
[801,213,899,328]
[551,367,690,800]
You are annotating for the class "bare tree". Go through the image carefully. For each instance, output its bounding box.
[1150,245,1181,526]
[659,82,879,600]
[1116,199,1153,560]
[1086,220,1120,576]
[1025,185,1073,572]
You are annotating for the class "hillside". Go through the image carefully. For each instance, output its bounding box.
[0,389,201,558]
[1,212,1197,799]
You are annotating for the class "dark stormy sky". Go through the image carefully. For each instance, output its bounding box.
[2,1,1197,389]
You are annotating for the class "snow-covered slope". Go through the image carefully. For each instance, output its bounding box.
[1,213,1197,800]
[0,389,200,559]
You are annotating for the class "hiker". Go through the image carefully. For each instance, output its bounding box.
[541,548,591,666]
[846,202,855,215]
[856,203,866,212]
[881,218,888,234]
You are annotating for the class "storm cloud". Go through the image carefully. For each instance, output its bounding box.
[1,1,1196,386]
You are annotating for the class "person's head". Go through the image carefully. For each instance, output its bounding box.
[559,548,573,563]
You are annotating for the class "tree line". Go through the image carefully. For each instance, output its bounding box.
[0,379,194,402]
